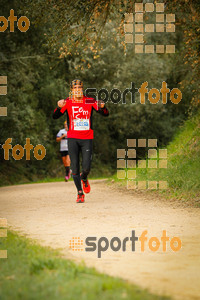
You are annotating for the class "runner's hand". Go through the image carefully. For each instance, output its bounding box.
[57,99,66,108]
[97,100,105,108]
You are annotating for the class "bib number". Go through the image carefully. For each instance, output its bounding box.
[74,119,89,130]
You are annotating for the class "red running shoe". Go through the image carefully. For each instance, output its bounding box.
[81,179,91,193]
[76,193,85,203]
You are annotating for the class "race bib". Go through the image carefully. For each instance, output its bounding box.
[74,119,89,130]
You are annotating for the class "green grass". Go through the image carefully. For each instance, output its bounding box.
[160,111,200,205]
[30,176,107,184]
[0,231,169,300]
[0,175,109,187]
[0,160,113,187]
[165,112,200,195]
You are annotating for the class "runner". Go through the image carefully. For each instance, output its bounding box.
[56,121,71,182]
[53,79,109,203]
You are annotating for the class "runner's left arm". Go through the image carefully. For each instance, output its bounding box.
[97,105,109,116]
[93,101,109,117]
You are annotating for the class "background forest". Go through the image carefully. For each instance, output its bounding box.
[0,0,199,186]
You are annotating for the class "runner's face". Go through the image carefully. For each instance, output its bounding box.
[72,85,83,99]
[64,123,68,130]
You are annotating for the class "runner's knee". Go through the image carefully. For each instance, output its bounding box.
[71,166,80,176]
[81,169,90,180]
[72,172,79,176]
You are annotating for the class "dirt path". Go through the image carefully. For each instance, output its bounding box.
[0,181,200,300]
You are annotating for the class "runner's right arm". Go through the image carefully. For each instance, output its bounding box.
[53,107,63,119]
[53,100,68,119]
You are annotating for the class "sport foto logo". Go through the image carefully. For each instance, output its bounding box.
[85,81,182,105]
[0,9,30,32]
[69,230,182,258]
[124,2,176,53]
[117,138,168,190]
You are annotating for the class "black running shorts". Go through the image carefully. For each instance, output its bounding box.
[60,150,69,157]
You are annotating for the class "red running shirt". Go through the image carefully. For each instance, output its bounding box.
[53,96,109,139]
